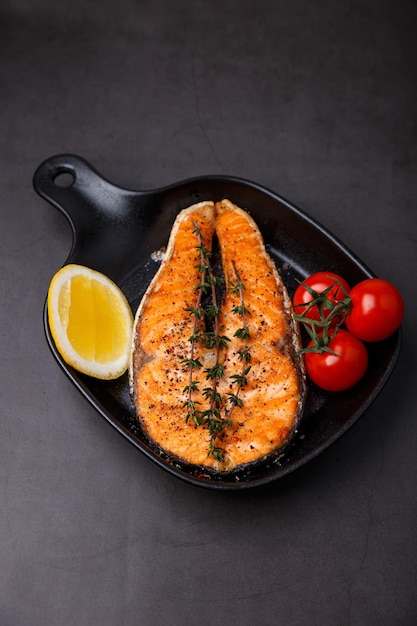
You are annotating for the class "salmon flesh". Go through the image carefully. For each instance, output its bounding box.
[130,199,305,472]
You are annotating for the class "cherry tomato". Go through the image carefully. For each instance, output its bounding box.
[293,271,351,326]
[304,329,368,392]
[345,278,404,342]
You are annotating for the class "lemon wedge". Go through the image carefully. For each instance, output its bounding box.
[47,264,134,380]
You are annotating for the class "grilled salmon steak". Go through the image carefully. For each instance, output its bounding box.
[130,199,305,472]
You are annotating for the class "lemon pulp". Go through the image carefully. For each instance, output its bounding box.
[48,264,133,379]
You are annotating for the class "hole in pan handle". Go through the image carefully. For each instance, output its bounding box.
[32,153,132,219]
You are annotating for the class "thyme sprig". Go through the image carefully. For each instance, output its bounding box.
[226,261,251,419]
[182,222,231,461]
[181,229,255,462]
[201,238,232,461]
[181,229,208,426]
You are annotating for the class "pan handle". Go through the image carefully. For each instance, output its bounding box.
[33,154,151,277]
[32,153,137,222]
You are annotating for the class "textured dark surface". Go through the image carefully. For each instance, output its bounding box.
[1,1,416,624]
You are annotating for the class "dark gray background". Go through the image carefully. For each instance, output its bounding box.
[1,1,416,624]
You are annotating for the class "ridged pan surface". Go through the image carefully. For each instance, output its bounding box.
[33,154,401,490]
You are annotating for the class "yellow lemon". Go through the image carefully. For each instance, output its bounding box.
[47,264,134,380]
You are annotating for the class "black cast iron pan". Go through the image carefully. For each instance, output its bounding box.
[33,154,401,490]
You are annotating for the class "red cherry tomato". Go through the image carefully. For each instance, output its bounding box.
[304,329,368,392]
[293,272,351,326]
[345,278,404,342]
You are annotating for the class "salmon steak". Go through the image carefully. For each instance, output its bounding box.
[130,199,305,472]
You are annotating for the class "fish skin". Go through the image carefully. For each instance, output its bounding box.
[130,200,305,472]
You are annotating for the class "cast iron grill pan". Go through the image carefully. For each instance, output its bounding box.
[33,154,401,490]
